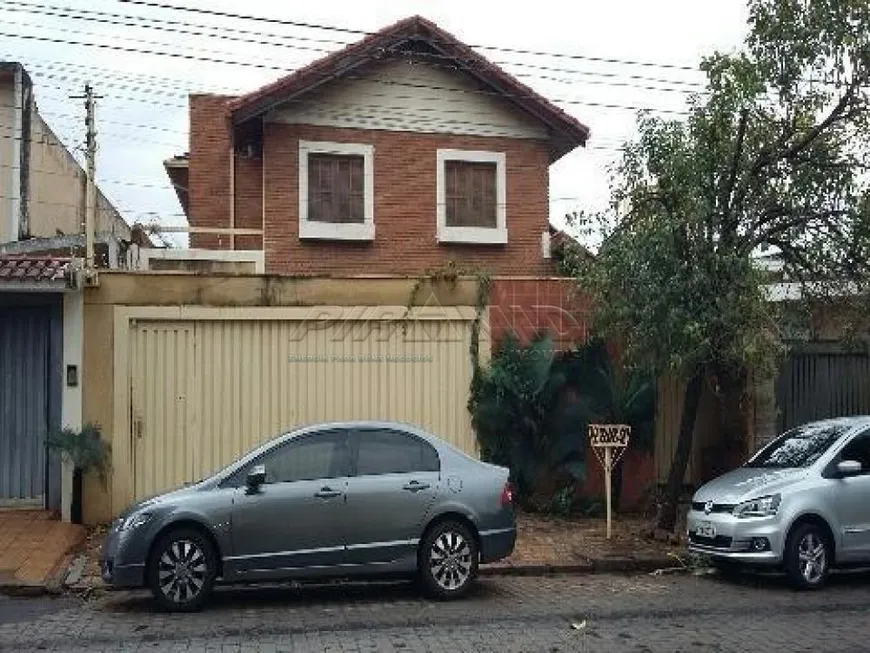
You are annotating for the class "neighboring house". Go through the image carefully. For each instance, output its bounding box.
[162,15,589,276]
[0,61,133,513]
[0,62,141,267]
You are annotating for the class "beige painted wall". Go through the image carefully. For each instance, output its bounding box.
[267,59,548,140]
[81,272,484,524]
[654,375,721,486]
[28,113,131,240]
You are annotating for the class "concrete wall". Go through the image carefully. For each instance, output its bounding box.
[0,72,17,242]
[28,112,131,242]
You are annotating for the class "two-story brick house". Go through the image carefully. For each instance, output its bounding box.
[163,15,589,280]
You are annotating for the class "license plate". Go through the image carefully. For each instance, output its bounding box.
[695,521,716,538]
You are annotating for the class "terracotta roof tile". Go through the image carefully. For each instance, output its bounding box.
[0,256,72,284]
[227,15,589,161]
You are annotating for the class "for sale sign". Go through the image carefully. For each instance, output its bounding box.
[588,423,631,448]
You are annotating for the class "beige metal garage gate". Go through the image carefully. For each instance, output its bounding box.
[116,306,484,503]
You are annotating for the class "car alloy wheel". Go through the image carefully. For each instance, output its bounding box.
[785,522,830,590]
[147,528,217,612]
[430,530,473,591]
[419,520,479,599]
[797,531,827,585]
[158,539,208,604]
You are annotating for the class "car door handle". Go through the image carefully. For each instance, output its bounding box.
[314,487,343,499]
[402,481,431,492]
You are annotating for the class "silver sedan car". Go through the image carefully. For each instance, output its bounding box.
[101,421,517,611]
[688,416,870,588]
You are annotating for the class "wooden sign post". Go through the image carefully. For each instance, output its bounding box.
[588,424,631,539]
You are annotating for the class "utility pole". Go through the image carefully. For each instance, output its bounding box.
[71,84,100,270]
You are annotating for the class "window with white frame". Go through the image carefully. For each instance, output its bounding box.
[299,141,374,240]
[436,149,507,244]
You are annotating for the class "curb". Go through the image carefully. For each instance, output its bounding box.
[5,556,680,597]
[480,555,676,577]
[0,582,64,598]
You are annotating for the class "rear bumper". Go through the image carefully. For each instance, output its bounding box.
[480,527,517,563]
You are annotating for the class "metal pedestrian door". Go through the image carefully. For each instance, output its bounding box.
[0,307,50,505]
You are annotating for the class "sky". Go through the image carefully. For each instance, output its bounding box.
[0,0,750,247]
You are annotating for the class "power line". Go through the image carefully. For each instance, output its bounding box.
[115,0,700,72]
[1,31,690,116]
[0,13,704,102]
[2,2,706,91]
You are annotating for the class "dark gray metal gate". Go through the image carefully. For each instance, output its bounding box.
[0,304,55,504]
[776,344,870,432]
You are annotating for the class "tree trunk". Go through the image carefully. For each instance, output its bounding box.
[714,365,749,473]
[655,371,704,532]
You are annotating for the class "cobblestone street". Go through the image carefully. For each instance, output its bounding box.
[2,570,870,652]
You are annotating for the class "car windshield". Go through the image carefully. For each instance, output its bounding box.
[745,423,849,469]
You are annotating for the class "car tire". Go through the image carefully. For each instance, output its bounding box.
[147,527,218,612]
[784,522,831,590]
[418,520,479,599]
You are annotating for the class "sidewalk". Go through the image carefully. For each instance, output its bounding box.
[0,509,85,594]
[482,512,680,575]
[64,512,680,593]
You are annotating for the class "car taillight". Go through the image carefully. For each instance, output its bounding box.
[500,482,515,506]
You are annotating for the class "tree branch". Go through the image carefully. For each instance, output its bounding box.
[721,108,749,236]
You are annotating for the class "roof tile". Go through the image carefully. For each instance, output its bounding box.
[0,256,72,284]
[227,15,589,160]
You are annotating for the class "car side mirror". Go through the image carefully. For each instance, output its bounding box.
[836,460,862,477]
[246,464,266,492]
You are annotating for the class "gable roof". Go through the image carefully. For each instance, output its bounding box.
[227,16,589,161]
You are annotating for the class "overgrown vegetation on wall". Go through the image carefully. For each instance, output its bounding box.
[468,335,656,513]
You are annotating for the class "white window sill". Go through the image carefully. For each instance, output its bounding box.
[437,226,508,244]
[299,221,375,241]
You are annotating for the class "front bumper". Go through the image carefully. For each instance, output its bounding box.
[686,509,784,565]
[100,523,150,588]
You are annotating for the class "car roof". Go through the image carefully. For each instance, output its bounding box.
[795,416,870,431]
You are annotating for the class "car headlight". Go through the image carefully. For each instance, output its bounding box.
[119,512,152,531]
[732,494,781,518]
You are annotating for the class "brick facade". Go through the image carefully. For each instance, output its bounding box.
[186,95,555,276]
[188,94,233,251]
[263,124,552,276]
[488,278,591,351]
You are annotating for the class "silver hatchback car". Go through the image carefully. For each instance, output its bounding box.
[101,421,516,611]
[688,416,870,588]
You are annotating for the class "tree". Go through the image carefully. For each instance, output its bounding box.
[575,0,870,531]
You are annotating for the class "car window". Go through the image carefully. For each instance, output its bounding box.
[838,431,870,471]
[354,428,440,476]
[745,422,850,469]
[224,430,348,486]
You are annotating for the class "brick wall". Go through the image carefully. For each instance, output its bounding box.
[488,278,591,351]
[188,94,235,250]
[262,123,553,276]
[233,150,263,250]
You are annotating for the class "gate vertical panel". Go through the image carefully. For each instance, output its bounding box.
[777,349,870,432]
[0,308,49,503]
